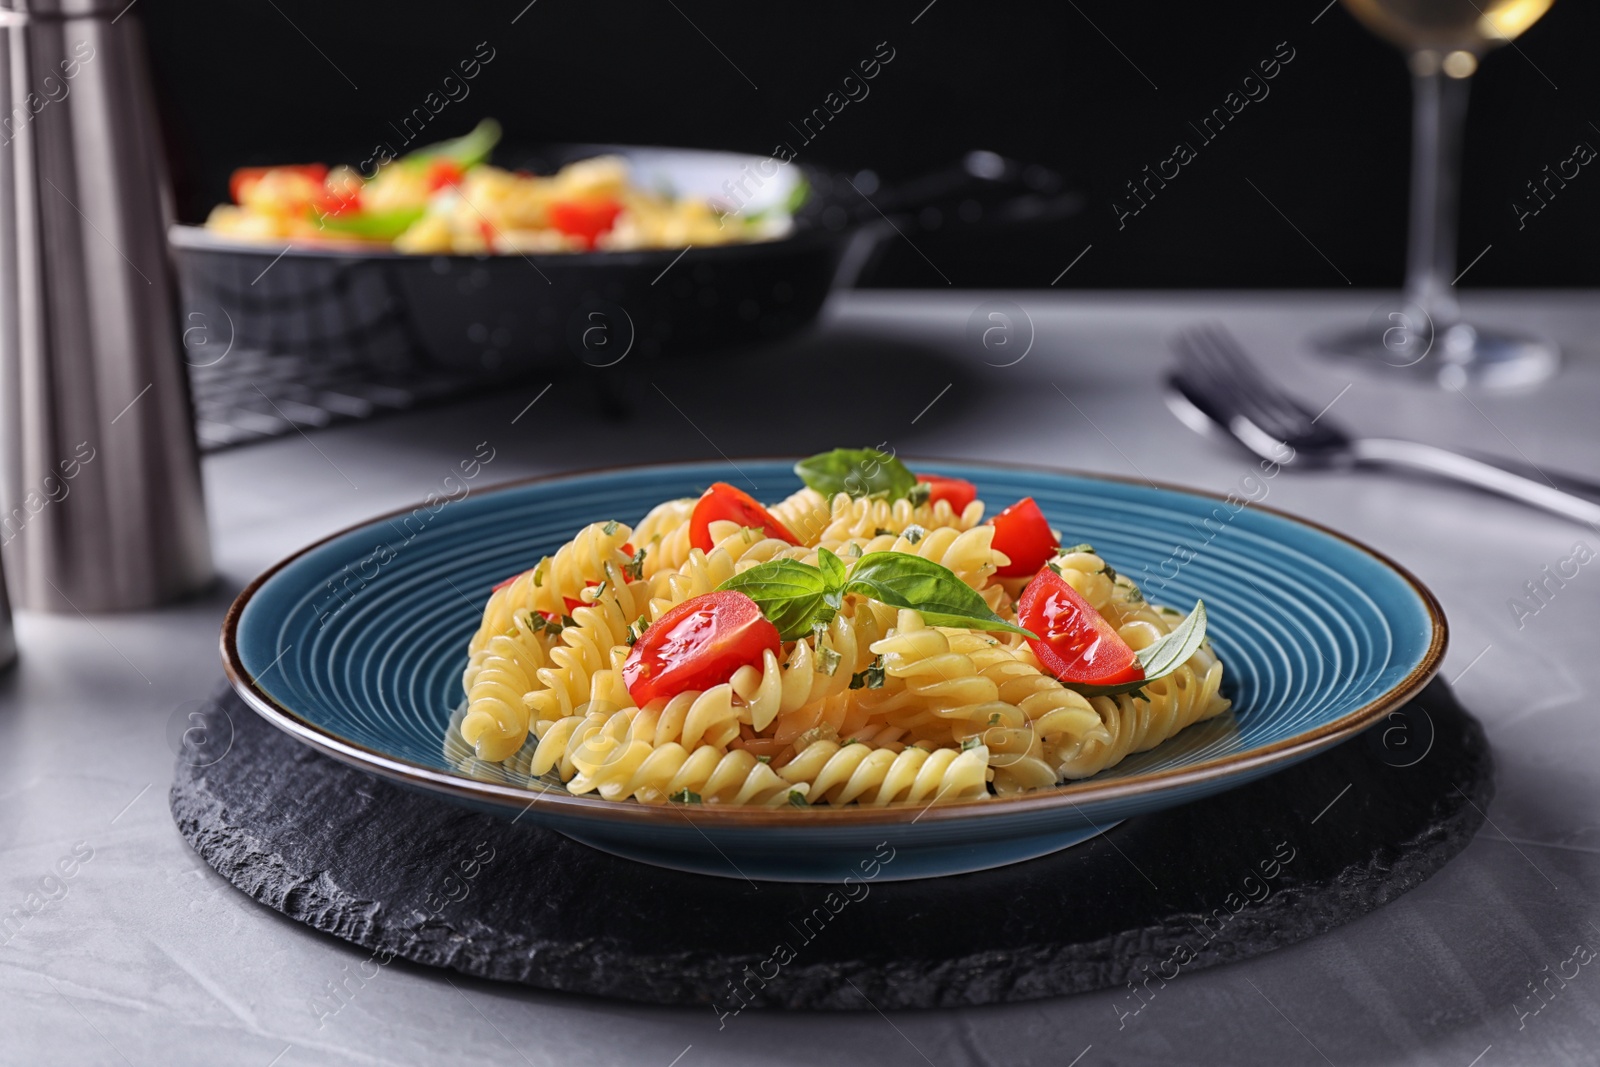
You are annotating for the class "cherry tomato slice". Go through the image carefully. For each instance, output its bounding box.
[990,497,1059,577]
[622,590,781,705]
[689,483,799,553]
[547,197,624,249]
[424,158,466,191]
[914,473,978,512]
[1017,569,1144,687]
[229,164,329,205]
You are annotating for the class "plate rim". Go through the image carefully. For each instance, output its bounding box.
[221,456,1449,828]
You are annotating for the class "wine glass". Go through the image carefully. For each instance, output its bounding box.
[1315,0,1558,388]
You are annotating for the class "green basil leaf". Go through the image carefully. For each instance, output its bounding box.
[1136,600,1208,675]
[784,173,811,214]
[718,559,830,640]
[817,546,847,613]
[817,546,847,590]
[402,117,502,168]
[1071,600,1208,698]
[844,552,1034,637]
[794,447,918,501]
[315,205,426,240]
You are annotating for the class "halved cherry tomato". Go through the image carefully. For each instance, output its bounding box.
[990,497,1059,577]
[547,196,624,249]
[1017,569,1143,687]
[689,483,799,553]
[229,164,328,205]
[424,158,466,191]
[915,473,978,512]
[622,590,780,705]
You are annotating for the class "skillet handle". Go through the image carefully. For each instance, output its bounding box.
[830,152,1082,288]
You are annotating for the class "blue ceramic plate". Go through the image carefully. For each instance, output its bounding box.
[224,460,1446,882]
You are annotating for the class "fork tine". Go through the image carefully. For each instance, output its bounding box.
[1178,324,1312,437]
[1197,325,1311,418]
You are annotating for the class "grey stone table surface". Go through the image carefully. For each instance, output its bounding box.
[3,290,1598,1066]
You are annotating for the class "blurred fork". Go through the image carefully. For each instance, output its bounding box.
[1166,324,1600,527]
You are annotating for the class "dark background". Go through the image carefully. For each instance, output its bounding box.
[144,0,1591,289]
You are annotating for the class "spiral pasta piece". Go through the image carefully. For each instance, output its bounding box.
[947,632,1111,783]
[568,739,803,805]
[727,599,893,731]
[1050,655,1228,779]
[871,611,993,701]
[459,627,548,761]
[468,520,634,655]
[813,491,983,545]
[779,740,990,805]
[529,711,608,779]
[632,498,696,578]
[622,687,744,750]
[524,569,651,725]
[765,487,833,545]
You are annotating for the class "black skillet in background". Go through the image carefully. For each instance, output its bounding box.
[166,144,1080,377]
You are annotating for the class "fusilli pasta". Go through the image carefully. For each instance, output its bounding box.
[454,461,1231,807]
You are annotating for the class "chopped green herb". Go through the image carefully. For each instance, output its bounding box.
[988,712,1002,725]
[787,790,809,807]
[1062,543,1095,555]
[875,527,895,538]
[560,614,577,628]
[1047,561,1063,577]
[1124,585,1145,604]
[815,646,842,676]
[1101,563,1118,582]
[593,580,608,599]
[623,546,647,581]
[603,520,621,536]
[849,656,886,690]
[756,754,772,764]
[524,612,562,637]
[902,524,926,545]
[669,788,702,804]
[961,736,982,751]
[848,543,863,559]
[906,482,931,507]
[532,562,546,588]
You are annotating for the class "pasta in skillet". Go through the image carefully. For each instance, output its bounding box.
[453,448,1230,807]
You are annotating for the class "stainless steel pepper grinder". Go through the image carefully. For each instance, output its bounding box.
[0,0,213,612]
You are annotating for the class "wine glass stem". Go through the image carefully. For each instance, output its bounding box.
[1403,64,1471,328]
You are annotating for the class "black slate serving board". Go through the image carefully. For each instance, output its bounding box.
[170,678,1490,1010]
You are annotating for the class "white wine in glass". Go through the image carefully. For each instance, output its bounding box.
[1315,0,1559,387]
[1342,0,1553,51]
